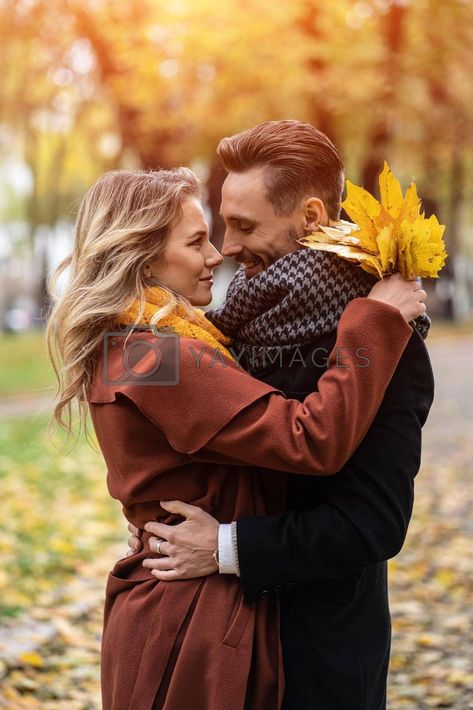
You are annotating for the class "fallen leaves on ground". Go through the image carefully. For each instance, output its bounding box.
[0,415,123,618]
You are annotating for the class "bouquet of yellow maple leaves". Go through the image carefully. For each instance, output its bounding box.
[299,162,447,279]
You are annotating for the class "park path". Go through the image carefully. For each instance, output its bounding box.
[0,335,472,709]
[422,336,473,457]
[388,335,473,709]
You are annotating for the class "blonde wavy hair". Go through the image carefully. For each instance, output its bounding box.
[46,167,200,443]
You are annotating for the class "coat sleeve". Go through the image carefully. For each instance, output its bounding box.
[124,298,412,476]
[235,331,435,603]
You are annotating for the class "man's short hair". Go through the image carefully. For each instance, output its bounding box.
[217,120,344,220]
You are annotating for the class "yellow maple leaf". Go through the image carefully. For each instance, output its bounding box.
[398,181,422,225]
[341,180,380,253]
[398,214,447,279]
[301,240,384,278]
[379,162,404,218]
[376,224,396,273]
[299,161,447,280]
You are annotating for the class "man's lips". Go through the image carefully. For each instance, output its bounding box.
[238,258,263,278]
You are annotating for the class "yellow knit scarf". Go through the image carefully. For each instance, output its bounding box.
[117,286,235,361]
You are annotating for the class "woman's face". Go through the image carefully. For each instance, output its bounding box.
[146,197,223,306]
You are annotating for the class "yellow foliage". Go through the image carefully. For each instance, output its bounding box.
[434,568,456,589]
[19,652,43,668]
[300,162,447,279]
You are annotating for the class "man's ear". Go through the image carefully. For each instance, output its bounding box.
[304,197,326,234]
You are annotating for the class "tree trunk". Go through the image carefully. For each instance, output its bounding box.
[206,155,227,249]
[298,2,337,143]
[361,1,407,195]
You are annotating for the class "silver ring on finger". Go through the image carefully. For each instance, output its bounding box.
[156,540,164,555]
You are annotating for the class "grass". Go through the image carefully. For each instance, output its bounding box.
[0,414,123,618]
[0,331,56,398]
[0,331,125,618]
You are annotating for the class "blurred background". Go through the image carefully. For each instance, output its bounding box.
[0,1,472,708]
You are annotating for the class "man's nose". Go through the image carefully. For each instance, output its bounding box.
[221,230,243,258]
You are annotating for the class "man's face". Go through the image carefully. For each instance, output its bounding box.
[219,167,306,279]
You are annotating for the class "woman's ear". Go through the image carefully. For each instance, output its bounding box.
[304,197,326,234]
[143,264,152,278]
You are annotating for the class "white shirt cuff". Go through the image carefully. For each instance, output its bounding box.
[218,524,238,574]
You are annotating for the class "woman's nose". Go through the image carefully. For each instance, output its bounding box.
[206,243,224,267]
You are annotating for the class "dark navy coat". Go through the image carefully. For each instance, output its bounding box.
[236,329,434,710]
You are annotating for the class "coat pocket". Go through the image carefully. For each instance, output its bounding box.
[105,555,155,598]
[222,593,253,648]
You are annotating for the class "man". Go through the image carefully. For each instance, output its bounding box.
[128,120,434,709]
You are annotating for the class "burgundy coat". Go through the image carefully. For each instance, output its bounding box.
[87,298,411,710]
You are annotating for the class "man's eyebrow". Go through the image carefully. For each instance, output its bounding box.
[218,212,257,224]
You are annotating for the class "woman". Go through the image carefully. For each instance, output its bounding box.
[47,168,426,710]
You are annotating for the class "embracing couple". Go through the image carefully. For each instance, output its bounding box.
[47,120,434,710]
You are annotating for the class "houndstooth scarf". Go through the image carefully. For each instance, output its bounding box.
[207,247,430,372]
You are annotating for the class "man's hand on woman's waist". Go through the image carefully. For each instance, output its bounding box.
[126,500,224,581]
